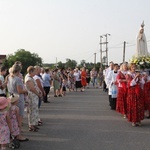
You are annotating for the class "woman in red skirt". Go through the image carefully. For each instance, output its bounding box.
[81,67,87,91]
[143,72,150,118]
[116,63,128,118]
[126,63,145,127]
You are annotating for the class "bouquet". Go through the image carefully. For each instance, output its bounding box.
[129,56,150,70]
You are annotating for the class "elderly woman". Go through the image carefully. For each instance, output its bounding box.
[34,66,45,125]
[74,68,83,92]
[25,66,42,132]
[7,64,28,141]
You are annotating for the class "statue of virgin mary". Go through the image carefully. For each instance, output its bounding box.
[136,21,148,57]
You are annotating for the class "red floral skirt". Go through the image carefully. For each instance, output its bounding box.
[144,82,150,110]
[126,86,144,123]
[116,87,127,115]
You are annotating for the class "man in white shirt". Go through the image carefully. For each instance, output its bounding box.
[105,62,114,107]
[103,65,109,92]
[106,63,119,110]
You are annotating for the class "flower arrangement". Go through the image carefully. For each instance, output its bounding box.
[129,56,150,70]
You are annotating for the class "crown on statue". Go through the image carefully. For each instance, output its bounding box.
[141,21,144,28]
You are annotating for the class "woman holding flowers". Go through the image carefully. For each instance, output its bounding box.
[126,63,145,127]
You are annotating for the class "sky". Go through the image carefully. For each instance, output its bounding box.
[0,0,150,65]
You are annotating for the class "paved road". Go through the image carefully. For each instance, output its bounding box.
[20,87,150,150]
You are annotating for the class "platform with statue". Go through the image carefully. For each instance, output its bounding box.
[129,21,150,70]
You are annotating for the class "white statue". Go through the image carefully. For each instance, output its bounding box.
[136,21,148,57]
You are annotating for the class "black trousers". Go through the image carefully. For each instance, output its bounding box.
[103,81,108,92]
[109,95,111,106]
[0,94,6,97]
[110,98,116,110]
[43,87,50,102]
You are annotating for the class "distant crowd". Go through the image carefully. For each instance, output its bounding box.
[0,61,104,150]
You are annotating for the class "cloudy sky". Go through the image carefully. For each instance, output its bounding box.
[0,0,150,64]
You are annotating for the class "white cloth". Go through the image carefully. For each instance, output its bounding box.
[117,71,128,88]
[33,75,44,88]
[127,72,145,88]
[74,72,81,81]
[106,70,118,95]
[104,67,112,84]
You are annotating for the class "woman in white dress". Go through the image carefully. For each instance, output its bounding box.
[25,66,42,132]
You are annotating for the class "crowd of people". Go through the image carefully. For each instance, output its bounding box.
[0,61,104,150]
[103,61,150,127]
[2,59,150,149]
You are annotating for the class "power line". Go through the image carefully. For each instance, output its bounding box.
[76,37,150,64]
[84,53,94,61]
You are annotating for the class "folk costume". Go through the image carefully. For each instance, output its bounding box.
[143,76,150,115]
[116,71,128,116]
[126,72,144,125]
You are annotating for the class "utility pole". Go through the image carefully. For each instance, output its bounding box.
[106,34,108,65]
[56,57,57,64]
[104,34,110,66]
[100,34,110,67]
[100,36,103,68]
[123,41,126,63]
[54,57,58,68]
[94,53,96,68]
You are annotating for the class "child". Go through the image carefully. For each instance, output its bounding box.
[0,97,12,150]
[9,94,20,139]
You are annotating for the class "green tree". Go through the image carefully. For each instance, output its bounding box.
[80,60,86,67]
[3,49,42,75]
[65,59,77,69]
[57,61,65,69]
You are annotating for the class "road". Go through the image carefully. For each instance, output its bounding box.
[19,87,150,150]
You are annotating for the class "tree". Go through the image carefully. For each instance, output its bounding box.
[57,61,65,69]
[3,49,43,75]
[80,60,86,67]
[65,59,77,69]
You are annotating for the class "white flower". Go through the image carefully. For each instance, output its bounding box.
[146,61,150,64]
[139,62,144,65]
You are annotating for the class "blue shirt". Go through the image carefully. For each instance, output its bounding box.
[42,73,51,87]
